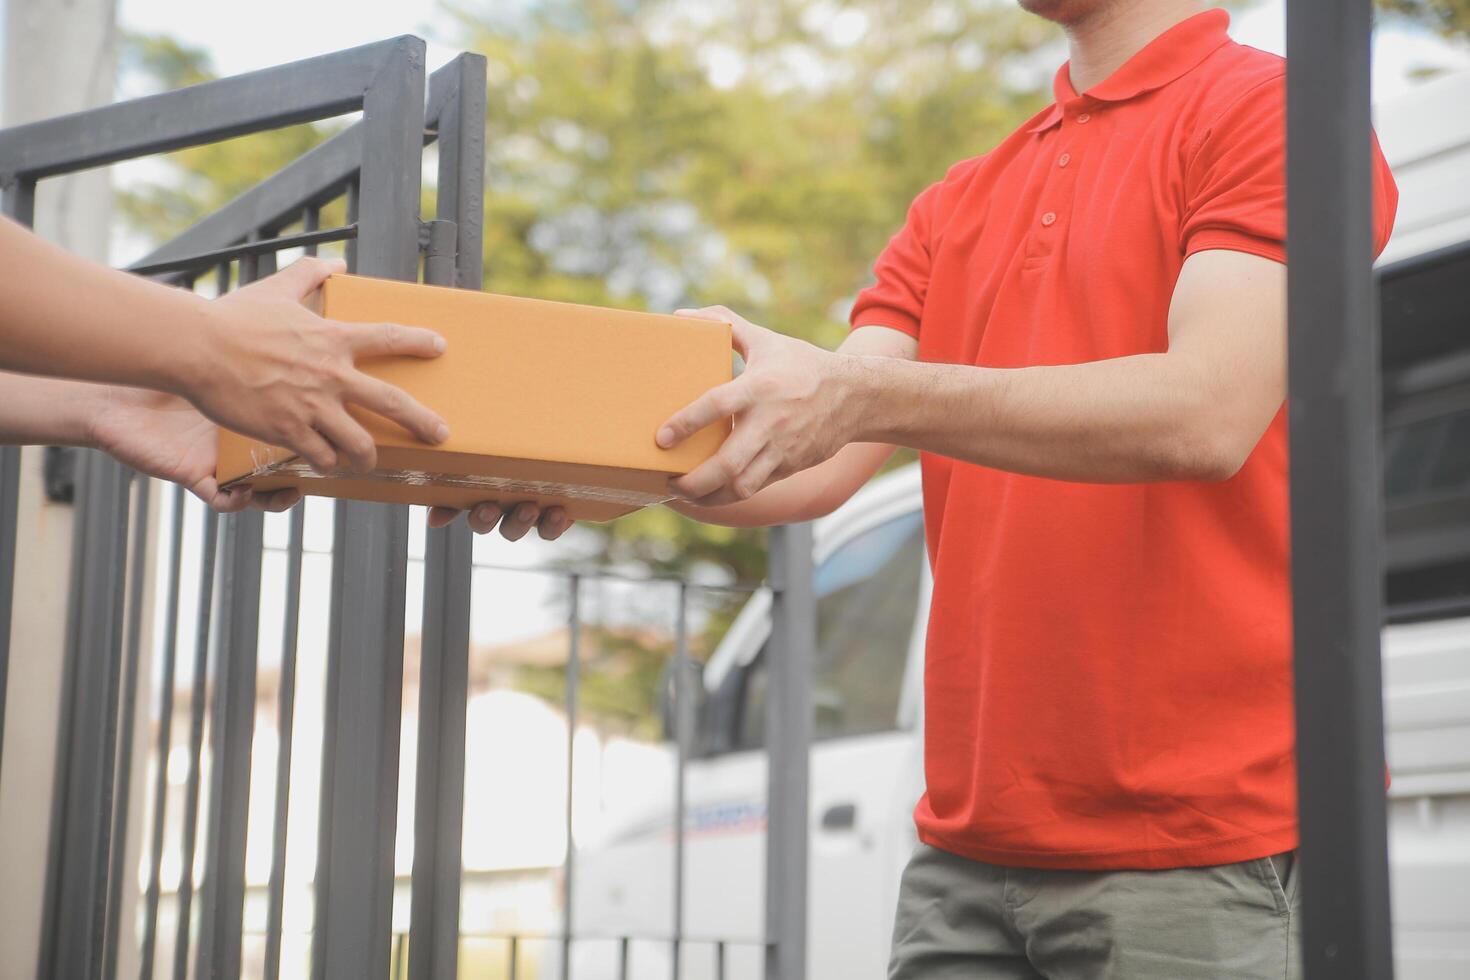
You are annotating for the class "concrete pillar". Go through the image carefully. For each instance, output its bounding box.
[0,1,120,978]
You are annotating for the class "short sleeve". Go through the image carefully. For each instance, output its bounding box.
[1182,73,1398,262]
[849,181,943,339]
[1181,75,1289,263]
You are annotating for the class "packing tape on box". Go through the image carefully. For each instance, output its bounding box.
[270,461,674,508]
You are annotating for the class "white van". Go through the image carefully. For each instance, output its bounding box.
[568,68,1470,979]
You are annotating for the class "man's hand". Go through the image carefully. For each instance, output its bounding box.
[184,256,451,474]
[90,386,300,513]
[425,501,573,541]
[657,307,856,507]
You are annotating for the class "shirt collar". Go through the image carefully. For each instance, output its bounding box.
[1027,7,1233,134]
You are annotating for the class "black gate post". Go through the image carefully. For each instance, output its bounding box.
[311,34,427,980]
[407,51,486,980]
[1285,1,1396,977]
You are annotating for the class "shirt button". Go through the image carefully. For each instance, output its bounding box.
[1058,152,1071,167]
[1041,211,1057,227]
[1076,112,1092,124]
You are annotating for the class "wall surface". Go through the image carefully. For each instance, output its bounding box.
[0,1,119,977]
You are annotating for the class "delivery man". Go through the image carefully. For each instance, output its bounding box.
[457,1,1398,976]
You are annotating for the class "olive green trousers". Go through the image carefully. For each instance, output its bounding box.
[889,843,1302,980]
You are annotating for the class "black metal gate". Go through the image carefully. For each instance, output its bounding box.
[0,36,816,980]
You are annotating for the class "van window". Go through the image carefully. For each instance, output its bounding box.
[734,511,925,749]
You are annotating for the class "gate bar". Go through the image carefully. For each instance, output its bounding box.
[1285,1,1396,977]
[39,453,132,978]
[0,37,416,181]
[171,511,220,980]
[137,485,187,980]
[264,505,306,980]
[312,37,425,980]
[764,524,814,980]
[102,477,151,979]
[407,55,486,980]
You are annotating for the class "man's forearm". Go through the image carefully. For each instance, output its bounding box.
[0,216,210,394]
[670,441,896,527]
[840,349,1262,483]
[0,372,106,448]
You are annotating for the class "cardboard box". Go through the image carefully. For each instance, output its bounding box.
[216,274,732,522]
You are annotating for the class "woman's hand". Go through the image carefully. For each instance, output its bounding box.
[90,386,299,513]
[184,256,451,474]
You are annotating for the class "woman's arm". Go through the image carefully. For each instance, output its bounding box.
[0,372,294,511]
[0,216,450,473]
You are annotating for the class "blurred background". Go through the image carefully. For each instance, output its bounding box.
[1,2,1468,978]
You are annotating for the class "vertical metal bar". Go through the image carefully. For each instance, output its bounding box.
[407,55,484,977]
[139,485,187,980]
[171,512,221,980]
[344,179,360,273]
[717,941,727,980]
[311,503,348,980]
[561,576,582,980]
[507,936,519,980]
[303,205,321,256]
[313,35,424,980]
[193,506,265,980]
[764,524,814,980]
[103,477,152,979]
[618,936,630,980]
[672,583,692,980]
[194,236,268,980]
[431,53,487,288]
[39,452,132,979]
[264,505,305,980]
[1285,3,1394,978]
[407,439,473,980]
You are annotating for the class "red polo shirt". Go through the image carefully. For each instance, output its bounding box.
[851,9,1397,870]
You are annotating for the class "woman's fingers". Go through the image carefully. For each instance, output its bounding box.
[313,407,378,473]
[344,374,449,446]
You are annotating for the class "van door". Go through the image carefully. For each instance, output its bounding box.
[687,509,928,978]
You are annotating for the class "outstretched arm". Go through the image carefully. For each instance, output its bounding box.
[659,249,1286,505]
[663,324,911,528]
[0,372,295,512]
[0,216,451,474]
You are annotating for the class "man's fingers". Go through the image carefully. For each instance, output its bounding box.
[691,446,782,507]
[261,255,346,300]
[345,374,450,446]
[196,476,251,513]
[427,506,461,529]
[314,408,378,473]
[499,502,540,542]
[347,321,448,360]
[253,488,302,513]
[283,424,337,473]
[467,502,504,534]
[538,507,571,540]
[669,428,766,500]
[656,378,751,450]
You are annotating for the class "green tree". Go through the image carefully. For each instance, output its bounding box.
[119,2,1055,586]
[1377,0,1470,40]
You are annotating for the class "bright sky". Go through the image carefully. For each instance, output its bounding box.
[112,0,1470,104]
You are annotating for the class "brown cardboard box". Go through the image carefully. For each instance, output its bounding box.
[216,274,732,522]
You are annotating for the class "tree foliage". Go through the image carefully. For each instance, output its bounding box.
[119,1,1054,584]
[115,0,1468,586]
[1377,0,1470,40]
